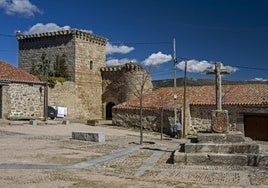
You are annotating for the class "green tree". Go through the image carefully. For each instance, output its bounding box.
[29,60,38,75]
[53,54,69,79]
[30,53,69,88]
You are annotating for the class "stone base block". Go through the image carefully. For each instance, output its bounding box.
[87,119,101,126]
[62,120,70,125]
[173,150,186,165]
[87,119,112,126]
[197,132,249,143]
[198,133,226,143]
[72,131,105,142]
[29,120,37,126]
[257,154,268,167]
[211,110,229,133]
[174,152,256,166]
[184,143,260,154]
[226,132,248,142]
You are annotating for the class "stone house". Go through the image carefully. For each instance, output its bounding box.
[0,61,45,119]
[113,84,268,141]
[16,29,153,121]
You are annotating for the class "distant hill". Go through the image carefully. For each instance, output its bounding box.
[152,78,268,90]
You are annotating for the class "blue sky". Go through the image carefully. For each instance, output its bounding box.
[0,0,268,81]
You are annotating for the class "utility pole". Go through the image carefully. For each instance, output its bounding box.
[44,68,48,121]
[41,53,49,121]
[183,61,187,138]
[173,38,177,125]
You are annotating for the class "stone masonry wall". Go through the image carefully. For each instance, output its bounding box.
[123,69,153,101]
[101,63,153,110]
[74,36,106,119]
[18,34,76,81]
[112,107,180,135]
[2,83,44,119]
[190,105,268,134]
[102,70,125,105]
[48,81,103,120]
[48,81,78,119]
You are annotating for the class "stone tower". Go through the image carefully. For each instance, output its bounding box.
[17,30,107,120]
[101,63,153,119]
[16,29,153,121]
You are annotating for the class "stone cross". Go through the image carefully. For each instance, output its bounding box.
[206,62,230,110]
[206,62,230,133]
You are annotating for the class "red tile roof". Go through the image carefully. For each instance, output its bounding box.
[0,61,43,84]
[116,84,268,109]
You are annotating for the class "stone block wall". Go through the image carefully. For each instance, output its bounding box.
[74,36,106,119]
[190,105,214,134]
[101,63,153,107]
[102,70,126,105]
[48,81,104,120]
[18,34,76,81]
[112,107,180,135]
[190,104,268,134]
[48,81,78,119]
[123,69,153,101]
[2,83,44,119]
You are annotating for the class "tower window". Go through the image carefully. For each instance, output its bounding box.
[89,61,93,70]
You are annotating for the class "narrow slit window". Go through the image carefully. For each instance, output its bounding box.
[89,61,93,70]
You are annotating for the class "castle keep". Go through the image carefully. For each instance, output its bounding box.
[16,30,153,120]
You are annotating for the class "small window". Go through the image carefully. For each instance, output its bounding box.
[89,61,93,70]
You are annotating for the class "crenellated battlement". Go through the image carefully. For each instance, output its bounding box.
[100,63,143,72]
[16,29,107,46]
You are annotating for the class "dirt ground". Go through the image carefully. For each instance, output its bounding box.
[0,119,267,188]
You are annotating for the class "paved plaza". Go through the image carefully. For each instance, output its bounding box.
[0,119,267,188]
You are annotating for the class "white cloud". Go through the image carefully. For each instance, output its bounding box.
[80,29,93,33]
[0,0,41,17]
[252,78,267,82]
[178,60,238,74]
[106,42,134,55]
[21,23,93,34]
[220,64,238,73]
[106,58,137,66]
[178,59,213,73]
[142,52,172,66]
[23,23,71,34]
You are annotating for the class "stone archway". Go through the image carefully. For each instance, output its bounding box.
[106,102,115,120]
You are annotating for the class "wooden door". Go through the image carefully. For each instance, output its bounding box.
[244,115,268,141]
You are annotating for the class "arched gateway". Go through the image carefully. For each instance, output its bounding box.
[106,102,115,120]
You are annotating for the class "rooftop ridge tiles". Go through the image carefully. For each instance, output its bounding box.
[115,83,268,109]
[0,61,43,84]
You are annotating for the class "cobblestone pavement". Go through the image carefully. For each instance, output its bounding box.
[92,140,268,187]
[0,121,267,187]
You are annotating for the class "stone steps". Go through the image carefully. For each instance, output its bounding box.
[184,142,260,154]
[197,132,250,143]
[174,151,268,166]
[173,132,268,167]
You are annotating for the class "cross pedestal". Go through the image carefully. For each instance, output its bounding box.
[173,63,268,167]
[207,62,230,133]
[211,110,229,133]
